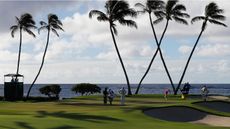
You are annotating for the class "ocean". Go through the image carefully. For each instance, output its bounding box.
[0,84,229,98]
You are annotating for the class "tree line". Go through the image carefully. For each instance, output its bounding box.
[10,14,64,99]
[39,83,101,99]
[10,0,227,99]
[89,0,227,95]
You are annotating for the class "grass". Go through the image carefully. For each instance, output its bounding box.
[0,94,229,129]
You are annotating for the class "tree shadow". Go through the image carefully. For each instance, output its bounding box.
[35,111,124,123]
[0,122,81,129]
[121,106,146,113]
[59,102,121,107]
[0,125,15,129]
[48,125,82,129]
[126,100,176,104]
[15,122,35,129]
[0,122,35,129]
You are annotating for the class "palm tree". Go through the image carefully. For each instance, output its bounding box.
[134,0,165,94]
[26,14,64,99]
[135,0,190,94]
[176,2,227,94]
[89,0,137,95]
[10,13,36,76]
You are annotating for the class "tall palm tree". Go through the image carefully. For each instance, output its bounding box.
[26,14,64,99]
[135,0,190,94]
[176,2,227,94]
[10,13,36,76]
[134,0,165,94]
[89,0,137,95]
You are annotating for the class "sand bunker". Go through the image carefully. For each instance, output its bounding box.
[144,106,230,127]
[194,101,230,113]
[209,96,229,100]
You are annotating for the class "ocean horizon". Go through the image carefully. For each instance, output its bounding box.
[0,83,230,98]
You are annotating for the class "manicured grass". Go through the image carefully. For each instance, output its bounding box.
[0,95,229,129]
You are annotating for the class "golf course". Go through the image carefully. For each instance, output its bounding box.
[0,95,229,129]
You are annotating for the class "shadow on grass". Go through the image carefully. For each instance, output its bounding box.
[15,122,35,129]
[0,122,34,129]
[35,111,124,123]
[0,122,81,129]
[126,100,176,105]
[59,102,121,107]
[121,106,147,113]
[48,125,82,129]
[0,125,15,129]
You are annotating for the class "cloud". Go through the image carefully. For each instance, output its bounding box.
[0,50,17,62]
[0,0,229,84]
[178,45,192,55]
[196,44,230,57]
[0,1,79,33]
[96,44,154,60]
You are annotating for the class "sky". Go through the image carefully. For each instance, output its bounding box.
[0,0,229,84]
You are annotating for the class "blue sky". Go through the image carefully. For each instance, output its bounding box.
[0,0,229,84]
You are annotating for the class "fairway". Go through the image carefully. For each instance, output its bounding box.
[0,95,229,129]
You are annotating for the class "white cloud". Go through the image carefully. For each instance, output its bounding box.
[96,50,116,60]
[96,44,154,60]
[178,45,192,55]
[196,44,230,57]
[214,60,230,72]
[0,0,229,84]
[0,50,17,62]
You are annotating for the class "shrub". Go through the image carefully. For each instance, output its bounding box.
[39,84,61,99]
[71,83,101,96]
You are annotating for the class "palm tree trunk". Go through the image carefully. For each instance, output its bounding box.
[16,28,22,76]
[135,13,160,94]
[135,17,176,94]
[26,29,50,99]
[157,20,176,94]
[175,29,204,94]
[109,26,132,95]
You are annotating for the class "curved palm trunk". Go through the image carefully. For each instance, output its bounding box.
[16,28,22,76]
[109,26,132,95]
[175,29,204,94]
[157,20,176,94]
[135,17,176,94]
[26,29,50,99]
[135,13,159,94]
